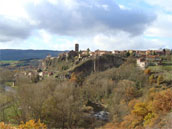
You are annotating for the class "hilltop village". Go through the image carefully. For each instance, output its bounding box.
[44,43,171,70]
[15,43,171,83]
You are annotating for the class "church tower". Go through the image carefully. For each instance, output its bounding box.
[75,43,79,52]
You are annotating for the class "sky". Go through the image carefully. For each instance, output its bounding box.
[0,0,172,51]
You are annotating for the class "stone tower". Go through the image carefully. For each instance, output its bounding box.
[75,43,79,52]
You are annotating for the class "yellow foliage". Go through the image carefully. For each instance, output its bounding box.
[146,101,154,112]
[120,114,143,129]
[144,113,155,126]
[119,89,172,129]
[18,119,46,129]
[0,120,46,129]
[132,102,149,118]
[0,122,16,129]
[128,99,140,109]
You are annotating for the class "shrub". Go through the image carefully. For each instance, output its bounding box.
[132,102,149,118]
[0,122,16,129]
[18,119,46,129]
[0,120,46,129]
[119,89,172,128]
[128,99,140,110]
[144,112,155,126]
[114,80,141,103]
[152,89,172,113]
[144,68,151,75]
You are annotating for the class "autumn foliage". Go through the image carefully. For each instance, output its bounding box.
[0,120,46,129]
[152,89,172,113]
[118,89,172,129]
[18,119,46,129]
[0,122,16,129]
[144,68,151,75]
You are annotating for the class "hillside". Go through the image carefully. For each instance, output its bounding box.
[1,54,172,129]
[0,49,66,60]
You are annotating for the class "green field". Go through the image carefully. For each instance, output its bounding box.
[148,62,172,82]
[0,59,40,68]
[0,60,18,64]
[0,60,19,67]
[149,65,172,72]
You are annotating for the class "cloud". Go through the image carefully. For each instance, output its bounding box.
[0,15,33,42]
[26,0,156,37]
[76,32,168,51]
[0,0,158,50]
[145,12,172,38]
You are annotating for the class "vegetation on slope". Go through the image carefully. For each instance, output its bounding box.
[1,56,172,128]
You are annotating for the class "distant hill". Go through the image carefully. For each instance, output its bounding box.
[0,49,67,60]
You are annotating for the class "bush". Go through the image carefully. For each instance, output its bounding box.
[144,68,151,75]
[113,80,141,103]
[144,112,155,126]
[132,102,149,118]
[152,89,172,113]
[0,120,46,129]
[18,119,46,129]
[119,89,172,128]
[0,122,15,129]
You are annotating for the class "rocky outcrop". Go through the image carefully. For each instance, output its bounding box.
[71,54,125,76]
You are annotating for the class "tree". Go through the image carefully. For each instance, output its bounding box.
[43,81,83,128]
[132,102,149,118]
[126,51,130,57]
[152,89,172,113]
[87,48,90,56]
[0,68,15,84]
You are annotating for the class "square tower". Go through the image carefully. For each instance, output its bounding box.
[75,43,79,52]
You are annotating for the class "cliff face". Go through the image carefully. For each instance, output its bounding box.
[72,55,125,76]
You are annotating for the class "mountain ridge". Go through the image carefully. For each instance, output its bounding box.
[0,49,67,60]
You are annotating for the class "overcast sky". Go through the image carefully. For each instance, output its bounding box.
[0,0,171,51]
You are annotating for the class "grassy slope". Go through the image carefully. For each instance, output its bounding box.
[148,59,172,82]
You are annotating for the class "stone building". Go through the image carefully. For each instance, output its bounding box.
[75,43,79,52]
[137,58,147,69]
